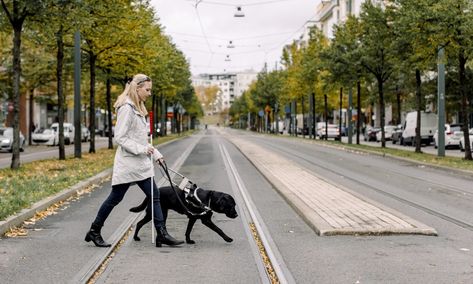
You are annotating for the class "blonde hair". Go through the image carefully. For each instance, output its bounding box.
[114,74,151,116]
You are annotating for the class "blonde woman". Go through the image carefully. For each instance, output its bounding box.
[85,74,183,247]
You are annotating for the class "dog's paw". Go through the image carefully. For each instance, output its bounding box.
[224,237,233,243]
[186,239,195,244]
[133,236,141,241]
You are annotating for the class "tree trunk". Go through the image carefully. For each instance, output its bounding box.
[378,77,386,148]
[339,87,343,141]
[106,69,113,149]
[415,69,422,153]
[88,52,97,153]
[459,49,472,160]
[396,85,401,125]
[10,22,22,169]
[29,89,34,146]
[56,27,66,160]
[356,81,361,145]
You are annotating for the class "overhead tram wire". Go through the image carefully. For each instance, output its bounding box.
[183,0,317,73]
[193,0,215,67]
[266,14,318,53]
[167,30,296,41]
[186,0,291,7]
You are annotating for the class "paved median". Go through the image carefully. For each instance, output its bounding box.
[228,136,437,236]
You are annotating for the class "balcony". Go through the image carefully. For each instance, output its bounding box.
[316,0,338,22]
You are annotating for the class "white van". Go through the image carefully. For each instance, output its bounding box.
[401,111,437,145]
[51,122,75,145]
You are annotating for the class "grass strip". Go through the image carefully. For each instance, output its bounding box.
[311,138,473,172]
[0,133,187,221]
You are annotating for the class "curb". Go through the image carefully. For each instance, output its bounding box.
[0,169,112,236]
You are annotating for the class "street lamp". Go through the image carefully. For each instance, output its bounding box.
[234,6,245,17]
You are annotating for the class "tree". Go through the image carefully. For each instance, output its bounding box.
[358,2,398,148]
[1,0,43,169]
[321,17,364,143]
[392,0,473,159]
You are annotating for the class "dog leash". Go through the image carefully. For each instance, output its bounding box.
[158,160,210,216]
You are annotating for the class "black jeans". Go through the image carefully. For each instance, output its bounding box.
[92,177,164,229]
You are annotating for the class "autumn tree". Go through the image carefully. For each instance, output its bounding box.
[1,0,44,169]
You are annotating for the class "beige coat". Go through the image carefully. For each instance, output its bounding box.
[111,99,162,186]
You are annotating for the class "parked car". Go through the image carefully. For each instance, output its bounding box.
[32,128,57,146]
[433,123,462,149]
[376,125,397,142]
[81,125,90,142]
[459,128,473,152]
[364,126,380,142]
[0,127,25,152]
[316,123,340,140]
[51,122,75,145]
[391,124,403,144]
[401,111,437,146]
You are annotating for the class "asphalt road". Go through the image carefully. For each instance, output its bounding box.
[0,137,113,169]
[1,128,472,283]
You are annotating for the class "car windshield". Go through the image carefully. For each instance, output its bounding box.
[0,128,12,136]
[36,128,53,134]
[450,126,462,132]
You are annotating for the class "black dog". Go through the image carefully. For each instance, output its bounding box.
[130,185,238,244]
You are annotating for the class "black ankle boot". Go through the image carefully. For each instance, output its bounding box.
[85,224,111,247]
[156,227,184,247]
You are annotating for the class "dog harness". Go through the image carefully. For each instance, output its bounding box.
[177,177,212,215]
[184,186,212,215]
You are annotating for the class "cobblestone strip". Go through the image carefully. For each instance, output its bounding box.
[229,136,437,236]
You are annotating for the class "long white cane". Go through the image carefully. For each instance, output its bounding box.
[149,115,155,244]
[150,132,155,244]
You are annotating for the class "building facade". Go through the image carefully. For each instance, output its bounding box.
[192,71,258,113]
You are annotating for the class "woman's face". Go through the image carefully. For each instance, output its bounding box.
[137,81,152,102]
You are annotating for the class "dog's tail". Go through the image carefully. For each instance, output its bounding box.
[129,197,148,213]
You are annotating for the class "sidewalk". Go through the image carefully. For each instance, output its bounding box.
[226,135,437,236]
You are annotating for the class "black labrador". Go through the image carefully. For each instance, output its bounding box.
[130,185,238,244]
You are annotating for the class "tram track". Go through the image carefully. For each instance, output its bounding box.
[219,142,296,284]
[253,137,473,232]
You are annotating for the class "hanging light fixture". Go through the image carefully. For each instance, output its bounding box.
[227,40,235,48]
[225,55,231,62]
[234,6,245,17]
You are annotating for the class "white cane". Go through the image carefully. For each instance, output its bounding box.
[150,126,155,244]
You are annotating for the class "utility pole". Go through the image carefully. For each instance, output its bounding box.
[437,47,446,157]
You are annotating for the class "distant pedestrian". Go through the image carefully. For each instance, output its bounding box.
[85,74,183,247]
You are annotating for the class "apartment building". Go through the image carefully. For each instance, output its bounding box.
[192,71,258,113]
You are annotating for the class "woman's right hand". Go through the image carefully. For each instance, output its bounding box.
[146,146,155,155]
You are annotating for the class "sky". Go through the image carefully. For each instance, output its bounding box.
[149,0,321,76]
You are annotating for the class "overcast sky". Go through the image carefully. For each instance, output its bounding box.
[150,0,321,76]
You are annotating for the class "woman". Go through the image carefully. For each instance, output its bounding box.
[85,74,183,247]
